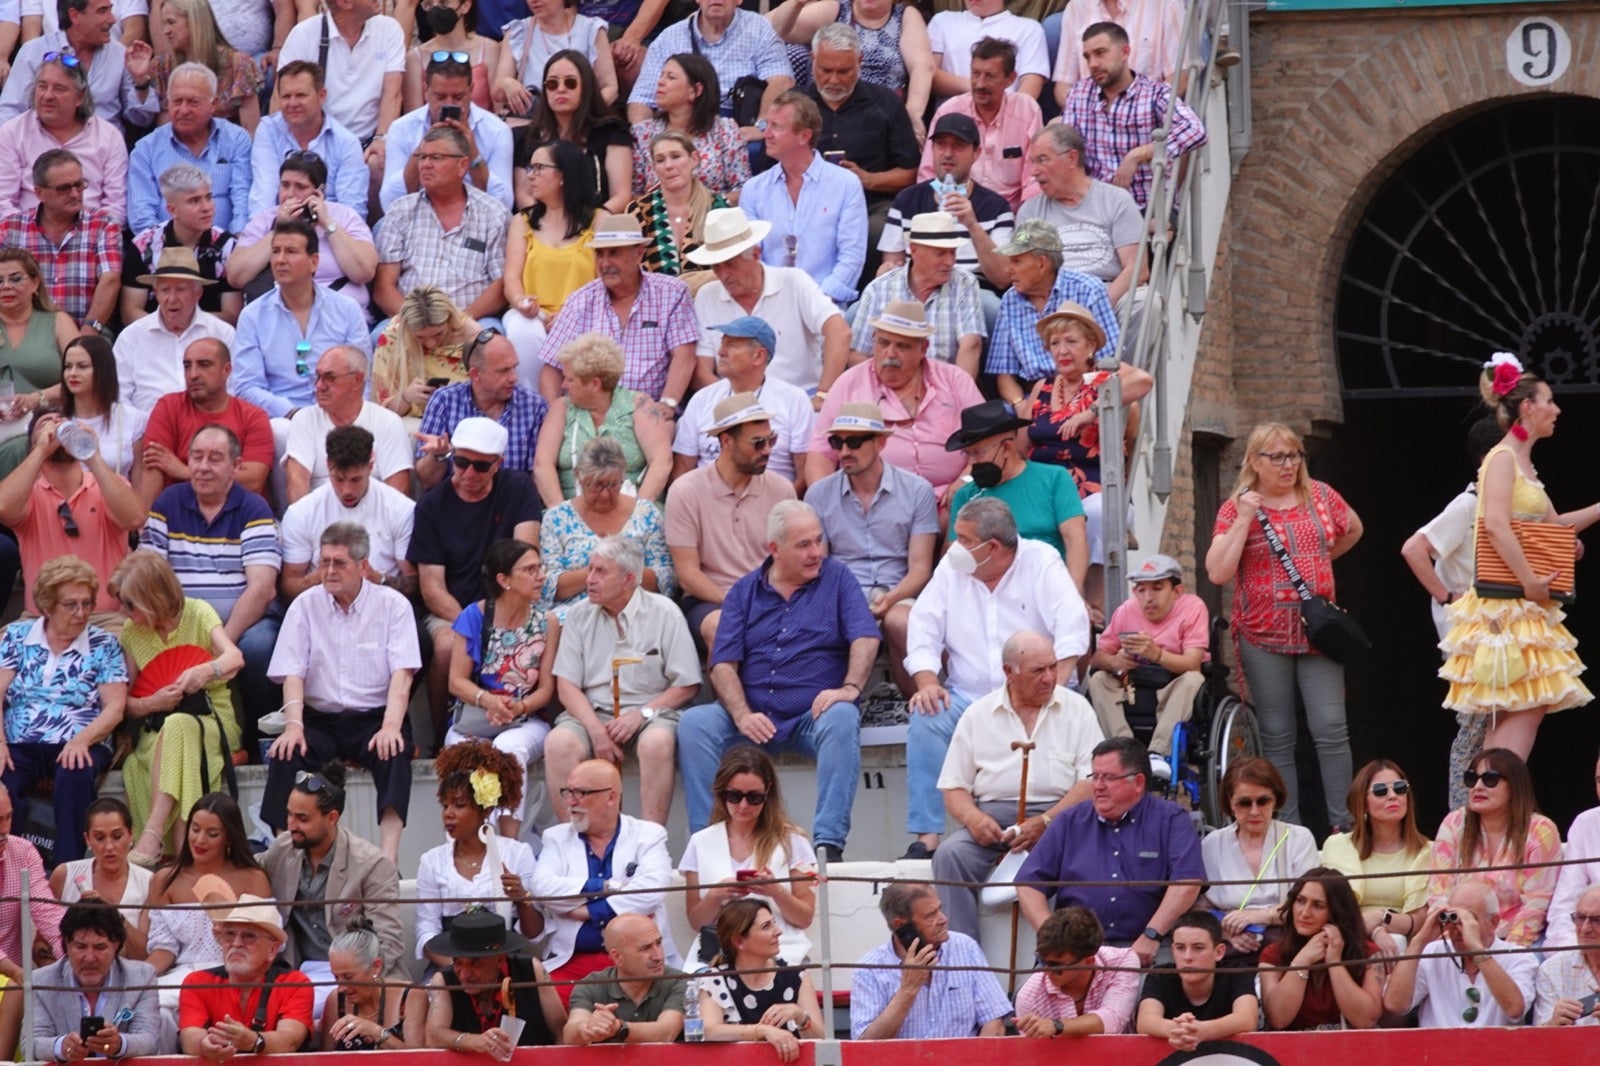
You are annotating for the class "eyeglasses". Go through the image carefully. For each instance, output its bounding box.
[526,161,559,174]
[510,560,543,576]
[544,75,580,91]
[1258,450,1305,466]
[219,929,265,945]
[1370,780,1410,798]
[417,152,467,163]
[57,598,93,614]
[559,786,614,802]
[1232,794,1274,809]
[451,454,496,473]
[1462,769,1505,789]
[743,433,779,452]
[57,501,79,538]
[1573,912,1600,927]
[827,434,875,451]
[429,50,471,64]
[1462,985,1480,1023]
[1086,771,1140,784]
[294,341,312,378]
[313,369,358,385]
[118,596,137,613]
[0,273,29,288]
[720,789,767,807]
[465,327,496,364]
[42,178,89,193]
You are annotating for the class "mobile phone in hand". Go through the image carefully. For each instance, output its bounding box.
[1579,992,1600,1017]
[80,1017,105,1041]
[427,377,450,387]
[735,869,759,882]
[439,105,463,123]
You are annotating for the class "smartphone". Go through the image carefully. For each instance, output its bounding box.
[439,104,463,123]
[80,1017,105,1041]
[823,150,846,164]
[893,921,921,951]
[1118,632,1138,641]
[735,869,759,882]
[426,377,450,387]
[1580,992,1600,1017]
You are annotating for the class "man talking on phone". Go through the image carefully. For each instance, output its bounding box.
[1382,882,1536,1028]
[34,903,167,1059]
[850,881,1011,1040]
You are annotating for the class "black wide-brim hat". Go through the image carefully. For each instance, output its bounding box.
[944,399,1032,451]
[423,909,532,958]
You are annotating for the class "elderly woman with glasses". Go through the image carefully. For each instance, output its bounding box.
[1196,757,1316,962]
[0,554,127,865]
[1321,759,1432,958]
[415,741,544,972]
[1427,748,1561,948]
[110,550,244,869]
[1206,422,1364,828]
[679,747,817,969]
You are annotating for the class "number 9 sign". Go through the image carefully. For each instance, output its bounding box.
[1506,17,1569,88]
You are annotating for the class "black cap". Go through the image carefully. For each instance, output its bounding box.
[930,113,981,146]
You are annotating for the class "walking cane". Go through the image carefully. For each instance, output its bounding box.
[1007,739,1036,995]
[610,657,644,718]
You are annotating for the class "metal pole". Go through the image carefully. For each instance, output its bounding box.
[21,877,33,1060]
[816,852,835,1037]
[1099,365,1128,615]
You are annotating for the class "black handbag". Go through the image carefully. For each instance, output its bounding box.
[145,690,239,799]
[687,22,767,128]
[1253,507,1370,664]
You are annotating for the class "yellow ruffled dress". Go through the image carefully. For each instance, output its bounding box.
[1439,444,1592,714]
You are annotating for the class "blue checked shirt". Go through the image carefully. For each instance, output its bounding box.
[628,11,794,113]
[985,269,1119,380]
[127,119,255,234]
[248,112,370,218]
[231,284,372,417]
[849,931,1011,1038]
[850,264,986,365]
[416,381,547,473]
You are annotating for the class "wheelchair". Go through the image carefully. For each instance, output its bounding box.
[1106,615,1260,829]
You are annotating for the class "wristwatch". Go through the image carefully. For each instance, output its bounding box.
[612,1023,630,1043]
[252,1033,266,1054]
[1051,1019,1064,1037]
[639,707,658,721]
[1141,926,1162,942]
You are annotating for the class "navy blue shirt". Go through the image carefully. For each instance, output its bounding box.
[407,472,544,608]
[711,556,878,742]
[576,833,619,954]
[1016,791,1205,946]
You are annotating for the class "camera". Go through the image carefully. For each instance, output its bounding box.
[1439,910,1459,924]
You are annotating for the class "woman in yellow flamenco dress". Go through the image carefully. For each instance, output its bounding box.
[1440,354,1597,761]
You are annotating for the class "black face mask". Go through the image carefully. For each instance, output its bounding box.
[423,4,458,36]
[970,461,1004,488]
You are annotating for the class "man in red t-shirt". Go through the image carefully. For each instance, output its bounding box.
[140,338,274,505]
[178,895,313,1060]
[1086,554,1210,780]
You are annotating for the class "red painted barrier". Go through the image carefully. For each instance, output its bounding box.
[119,1028,1593,1066]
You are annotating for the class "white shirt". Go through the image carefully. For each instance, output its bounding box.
[1410,937,1537,1028]
[535,816,680,970]
[904,538,1091,700]
[693,266,842,392]
[1417,486,1477,641]
[284,401,414,493]
[1534,951,1600,1026]
[12,0,145,36]
[277,13,406,141]
[672,375,813,481]
[413,837,539,957]
[75,403,148,479]
[112,310,235,416]
[936,683,1101,803]
[678,823,817,965]
[1200,821,1319,911]
[927,10,1050,85]
[266,580,422,711]
[1547,806,1600,949]
[279,479,415,578]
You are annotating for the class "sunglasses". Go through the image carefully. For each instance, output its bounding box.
[1463,769,1505,789]
[294,341,312,378]
[57,501,79,538]
[464,327,497,363]
[1232,794,1274,809]
[429,50,470,64]
[827,434,875,451]
[43,50,84,75]
[295,771,333,794]
[282,148,324,165]
[720,789,767,807]
[43,178,89,193]
[783,234,797,267]
[1370,780,1410,798]
[451,454,496,473]
[545,75,580,91]
[1462,984,1480,1023]
[744,433,778,452]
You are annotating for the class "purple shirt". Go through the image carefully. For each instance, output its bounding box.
[711,556,878,741]
[536,272,700,400]
[268,580,422,711]
[1016,790,1204,945]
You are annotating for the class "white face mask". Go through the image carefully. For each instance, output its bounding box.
[945,541,987,576]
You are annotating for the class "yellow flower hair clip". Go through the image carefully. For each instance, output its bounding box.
[470,768,502,809]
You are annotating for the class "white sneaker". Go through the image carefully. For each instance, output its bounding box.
[1148,752,1173,780]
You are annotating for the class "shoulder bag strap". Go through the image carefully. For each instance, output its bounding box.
[317,13,331,77]
[1253,509,1315,603]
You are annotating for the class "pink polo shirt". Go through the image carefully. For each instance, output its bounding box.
[810,358,984,495]
[1054,0,1186,84]
[0,112,128,223]
[664,464,797,594]
[917,92,1042,211]
[16,473,132,615]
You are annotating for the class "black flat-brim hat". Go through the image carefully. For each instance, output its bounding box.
[423,909,532,958]
[944,399,1031,451]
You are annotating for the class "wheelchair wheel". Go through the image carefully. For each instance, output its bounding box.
[1202,696,1260,827]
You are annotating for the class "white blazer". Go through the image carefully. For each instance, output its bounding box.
[535,814,682,970]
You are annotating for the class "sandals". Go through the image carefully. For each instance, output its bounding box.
[128,830,166,870]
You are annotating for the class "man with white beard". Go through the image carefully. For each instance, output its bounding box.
[177,897,312,1058]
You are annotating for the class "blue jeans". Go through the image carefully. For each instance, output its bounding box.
[906,689,974,834]
[235,614,283,755]
[678,700,861,850]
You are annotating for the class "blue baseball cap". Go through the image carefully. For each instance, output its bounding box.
[710,316,777,357]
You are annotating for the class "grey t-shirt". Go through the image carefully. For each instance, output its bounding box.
[1016,181,1143,282]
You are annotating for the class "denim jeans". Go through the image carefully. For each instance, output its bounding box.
[678,700,861,850]
[905,689,974,834]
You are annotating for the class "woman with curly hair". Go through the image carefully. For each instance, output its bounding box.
[1258,867,1382,1030]
[414,741,544,971]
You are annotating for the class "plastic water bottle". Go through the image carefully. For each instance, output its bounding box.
[937,171,958,200]
[683,978,704,1042]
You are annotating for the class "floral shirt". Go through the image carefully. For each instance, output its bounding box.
[1213,481,1351,655]
[539,498,676,621]
[1427,808,1561,947]
[629,117,751,198]
[0,619,127,745]
[1026,371,1111,494]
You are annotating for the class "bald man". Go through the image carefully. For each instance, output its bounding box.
[1384,881,1537,1027]
[533,760,681,1007]
[1536,884,1600,1026]
[563,914,687,1044]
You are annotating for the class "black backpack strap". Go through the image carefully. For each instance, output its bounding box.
[317,14,331,78]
